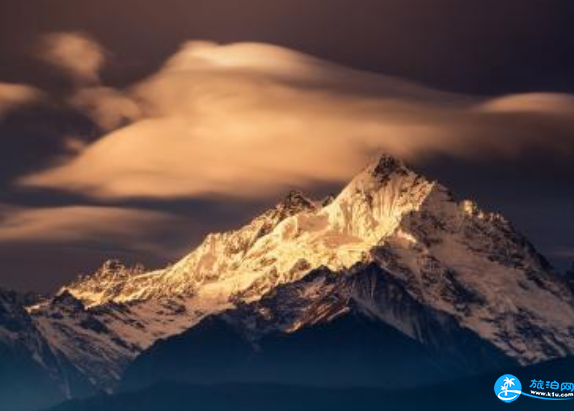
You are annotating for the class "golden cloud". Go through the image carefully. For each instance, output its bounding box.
[38,32,107,85]
[19,41,574,199]
[0,204,184,256]
[69,86,142,130]
[0,82,42,119]
[478,92,574,116]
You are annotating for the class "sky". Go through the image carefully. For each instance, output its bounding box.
[0,0,573,292]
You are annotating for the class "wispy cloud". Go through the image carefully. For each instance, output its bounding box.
[0,204,184,256]
[0,82,42,119]
[19,41,574,200]
[36,31,141,131]
[478,93,574,116]
[68,86,142,130]
[37,31,107,85]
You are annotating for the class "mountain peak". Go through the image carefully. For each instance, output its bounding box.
[339,154,416,202]
[372,154,405,173]
[52,290,85,312]
[18,154,574,399]
[280,190,314,208]
[275,190,316,214]
[368,154,408,181]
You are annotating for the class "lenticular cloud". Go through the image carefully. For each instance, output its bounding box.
[19,41,574,200]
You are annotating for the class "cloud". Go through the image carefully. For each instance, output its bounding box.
[18,41,574,200]
[69,86,142,130]
[61,134,89,154]
[478,93,574,116]
[36,32,139,131]
[0,203,184,256]
[0,82,42,119]
[38,32,107,85]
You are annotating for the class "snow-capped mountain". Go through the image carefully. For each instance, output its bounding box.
[30,285,200,393]
[0,289,94,411]
[63,155,574,360]
[5,155,574,408]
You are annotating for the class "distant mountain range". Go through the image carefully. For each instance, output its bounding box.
[1,155,574,411]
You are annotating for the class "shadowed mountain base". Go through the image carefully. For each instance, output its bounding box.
[47,357,574,411]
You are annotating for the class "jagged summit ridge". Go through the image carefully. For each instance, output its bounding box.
[371,154,408,180]
[64,155,434,306]
[61,260,148,307]
[278,190,316,213]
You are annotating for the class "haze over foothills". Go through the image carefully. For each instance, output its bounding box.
[1,0,574,292]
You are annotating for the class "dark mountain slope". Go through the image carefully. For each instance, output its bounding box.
[121,264,514,392]
[47,357,574,411]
